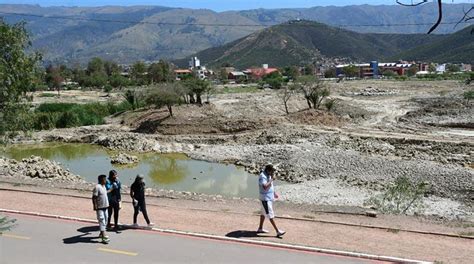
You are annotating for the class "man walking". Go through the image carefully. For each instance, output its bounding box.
[257,164,286,237]
[106,170,121,232]
[92,174,110,244]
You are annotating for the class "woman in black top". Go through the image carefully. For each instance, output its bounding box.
[130,174,154,227]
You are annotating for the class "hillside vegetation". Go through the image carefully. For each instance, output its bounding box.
[178,21,446,68]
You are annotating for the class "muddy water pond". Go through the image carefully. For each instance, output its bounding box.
[1,143,261,198]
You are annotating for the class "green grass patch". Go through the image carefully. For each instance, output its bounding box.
[32,101,132,130]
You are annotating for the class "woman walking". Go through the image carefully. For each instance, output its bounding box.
[130,174,154,228]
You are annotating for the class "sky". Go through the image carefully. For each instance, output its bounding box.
[1,0,471,12]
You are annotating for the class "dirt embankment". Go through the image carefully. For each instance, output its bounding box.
[401,97,474,129]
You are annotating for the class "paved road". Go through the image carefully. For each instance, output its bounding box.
[0,214,381,264]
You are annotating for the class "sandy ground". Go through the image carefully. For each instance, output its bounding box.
[0,183,473,264]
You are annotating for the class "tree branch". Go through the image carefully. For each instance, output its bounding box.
[395,0,428,7]
[455,6,474,28]
[427,0,443,34]
[396,0,444,34]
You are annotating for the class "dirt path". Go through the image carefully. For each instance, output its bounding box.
[0,184,472,264]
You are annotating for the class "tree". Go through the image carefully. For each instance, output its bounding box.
[131,61,148,86]
[103,60,121,77]
[296,76,330,109]
[183,79,211,105]
[446,64,461,73]
[87,57,106,76]
[262,71,284,89]
[342,65,359,78]
[407,65,418,77]
[146,83,183,117]
[109,73,129,88]
[0,21,41,140]
[428,64,437,73]
[280,84,297,115]
[382,70,397,78]
[303,64,316,76]
[283,66,300,81]
[45,64,64,95]
[148,60,174,84]
[324,68,337,78]
[124,89,140,110]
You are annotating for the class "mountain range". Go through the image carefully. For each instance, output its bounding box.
[0,3,472,64]
[179,21,473,68]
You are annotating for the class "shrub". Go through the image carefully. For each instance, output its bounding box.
[36,103,76,113]
[365,176,428,215]
[56,111,81,128]
[464,90,474,103]
[33,112,59,130]
[103,84,113,93]
[324,99,337,112]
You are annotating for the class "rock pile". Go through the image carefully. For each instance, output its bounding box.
[348,87,399,96]
[110,153,139,165]
[0,156,83,182]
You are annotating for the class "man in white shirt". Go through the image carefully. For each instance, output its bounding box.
[92,174,110,243]
[257,164,286,237]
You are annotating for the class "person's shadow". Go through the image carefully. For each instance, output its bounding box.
[63,226,101,244]
[226,230,275,239]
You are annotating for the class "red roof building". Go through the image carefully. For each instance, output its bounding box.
[246,64,279,79]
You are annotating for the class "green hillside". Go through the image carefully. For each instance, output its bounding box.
[177,21,445,69]
[395,25,474,64]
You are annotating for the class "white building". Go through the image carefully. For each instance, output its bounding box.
[189,57,201,69]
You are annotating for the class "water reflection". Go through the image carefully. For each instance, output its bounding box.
[145,155,188,184]
[0,143,258,198]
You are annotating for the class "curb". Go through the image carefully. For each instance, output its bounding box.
[0,208,431,264]
[1,187,472,240]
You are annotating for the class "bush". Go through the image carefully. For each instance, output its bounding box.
[365,176,428,215]
[36,103,75,113]
[32,101,133,130]
[104,84,113,93]
[324,99,337,112]
[56,111,81,128]
[33,112,59,130]
[464,90,474,103]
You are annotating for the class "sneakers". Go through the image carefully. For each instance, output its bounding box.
[147,222,155,227]
[276,230,286,237]
[101,236,110,244]
[256,228,269,234]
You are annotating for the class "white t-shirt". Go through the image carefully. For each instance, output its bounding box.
[93,184,109,209]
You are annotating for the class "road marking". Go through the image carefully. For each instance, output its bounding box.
[97,247,138,256]
[1,233,31,240]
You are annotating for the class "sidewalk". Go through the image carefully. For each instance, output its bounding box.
[0,185,472,264]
